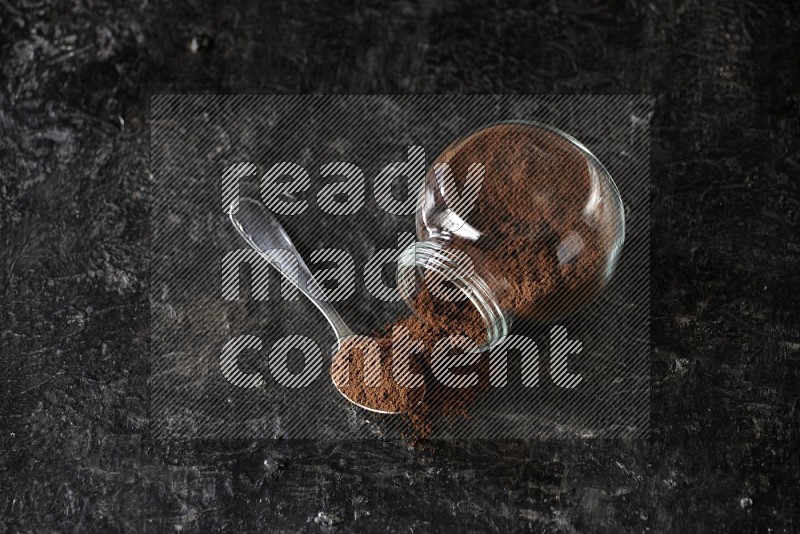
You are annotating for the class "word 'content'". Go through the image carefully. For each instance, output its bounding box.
[220,326,584,390]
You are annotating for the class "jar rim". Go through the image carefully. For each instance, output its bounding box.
[396,239,510,350]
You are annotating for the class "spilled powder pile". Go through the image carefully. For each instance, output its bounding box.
[331,287,489,436]
[332,124,613,439]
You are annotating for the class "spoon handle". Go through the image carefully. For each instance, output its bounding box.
[228,197,355,342]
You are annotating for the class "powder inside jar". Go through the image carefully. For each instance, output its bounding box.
[429,123,609,320]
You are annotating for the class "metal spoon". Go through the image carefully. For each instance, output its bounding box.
[227,197,408,415]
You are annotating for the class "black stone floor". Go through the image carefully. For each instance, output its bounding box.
[1,1,798,531]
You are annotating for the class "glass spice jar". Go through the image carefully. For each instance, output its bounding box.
[396,121,625,349]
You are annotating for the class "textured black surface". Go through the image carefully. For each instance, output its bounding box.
[1,0,798,532]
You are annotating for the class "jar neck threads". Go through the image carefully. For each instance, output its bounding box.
[396,237,510,349]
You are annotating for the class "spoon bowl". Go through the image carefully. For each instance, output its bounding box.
[228,197,416,415]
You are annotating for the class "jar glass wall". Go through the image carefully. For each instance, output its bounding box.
[397,121,625,349]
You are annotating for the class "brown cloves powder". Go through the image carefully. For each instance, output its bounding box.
[331,124,611,439]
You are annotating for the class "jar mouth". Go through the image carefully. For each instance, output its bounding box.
[396,240,509,350]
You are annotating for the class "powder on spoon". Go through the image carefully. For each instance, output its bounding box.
[330,286,489,436]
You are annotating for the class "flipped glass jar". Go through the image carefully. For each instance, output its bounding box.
[396,121,625,349]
